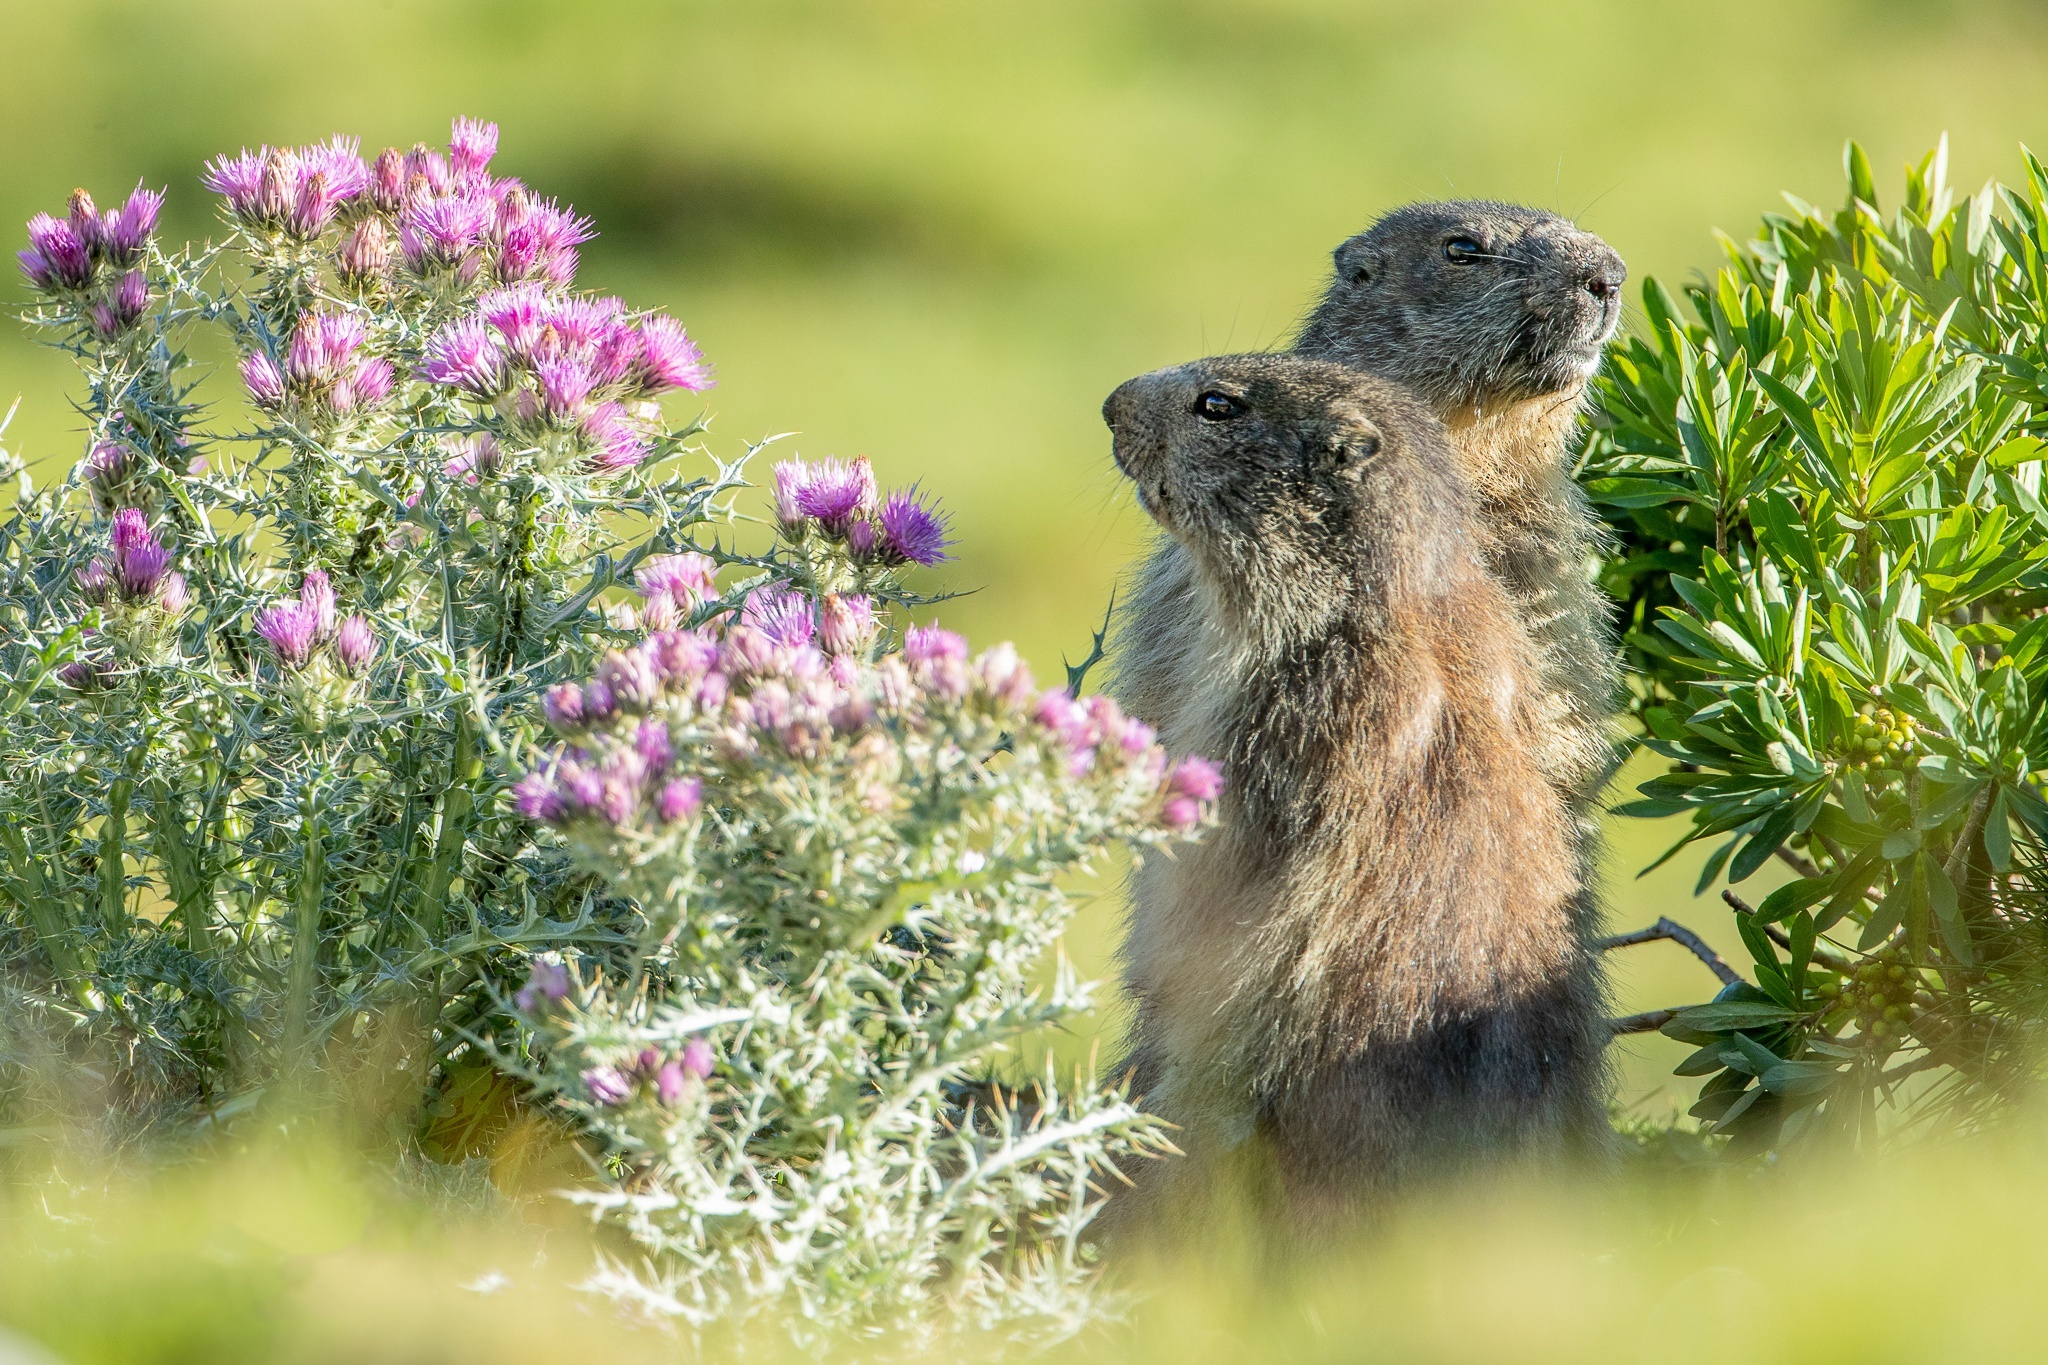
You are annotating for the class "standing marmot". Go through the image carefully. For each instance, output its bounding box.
[1116,200,1627,809]
[1103,355,1599,1239]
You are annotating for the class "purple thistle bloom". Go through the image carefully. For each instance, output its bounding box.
[1166,754,1225,804]
[635,720,673,772]
[582,1066,634,1106]
[550,295,628,352]
[58,658,105,691]
[632,315,713,394]
[87,302,122,338]
[657,775,703,824]
[76,558,112,603]
[104,184,163,266]
[479,285,547,356]
[591,327,640,387]
[772,460,812,528]
[597,646,661,710]
[335,356,395,413]
[791,457,877,534]
[241,352,286,409]
[649,629,718,688]
[285,310,367,386]
[370,148,406,211]
[877,487,952,566]
[655,1060,690,1104]
[420,316,505,397]
[512,770,568,823]
[108,269,149,329]
[903,623,968,667]
[200,149,266,216]
[333,614,377,673]
[299,569,337,639]
[514,958,571,1013]
[287,171,337,239]
[742,587,817,649]
[444,435,501,484]
[681,1036,715,1080]
[818,594,877,656]
[449,117,499,181]
[581,402,651,471]
[109,511,172,600]
[66,190,101,254]
[534,356,596,419]
[25,213,91,288]
[337,219,392,283]
[399,196,489,270]
[17,248,53,289]
[846,518,882,561]
[636,553,718,608]
[581,679,617,722]
[299,135,371,203]
[156,572,190,616]
[255,601,319,669]
[542,682,585,729]
[85,440,135,485]
[110,507,150,554]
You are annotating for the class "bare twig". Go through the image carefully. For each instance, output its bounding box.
[1609,1008,1681,1035]
[1774,844,1823,878]
[1597,916,1741,986]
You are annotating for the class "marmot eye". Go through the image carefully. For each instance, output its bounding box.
[1194,391,1245,421]
[1444,237,1484,264]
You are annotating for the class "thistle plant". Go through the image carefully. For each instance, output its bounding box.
[0,117,1218,1346]
[1589,137,2048,1152]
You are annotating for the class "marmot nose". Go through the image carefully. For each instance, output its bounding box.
[1581,246,1627,302]
[1102,379,1138,431]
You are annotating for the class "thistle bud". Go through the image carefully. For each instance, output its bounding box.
[337,218,392,284]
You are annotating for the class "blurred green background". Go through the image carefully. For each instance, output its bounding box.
[6,0,2048,1105]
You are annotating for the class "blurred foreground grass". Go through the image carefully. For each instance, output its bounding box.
[5,1113,2047,1363]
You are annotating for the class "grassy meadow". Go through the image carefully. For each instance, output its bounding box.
[5,1,2048,1356]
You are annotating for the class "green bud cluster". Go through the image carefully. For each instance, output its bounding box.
[1839,702,1918,784]
[1816,958,1919,1044]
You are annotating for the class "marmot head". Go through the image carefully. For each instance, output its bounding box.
[1103,354,1464,622]
[1298,201,1626,409]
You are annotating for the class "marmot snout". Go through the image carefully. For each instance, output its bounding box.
[1103,355,1602,1244]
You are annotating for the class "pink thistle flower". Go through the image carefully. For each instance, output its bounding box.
[792,457,877,534]
[846,519,882,561]
[420,316,505,397]
[582,679,617,722]
[109,510,172,600]
[85,439,135,487]
[581,402,651,470]
[26,213,91,288]
[772,460,813,528]
[583,1066,634,1106]
[370,148,407,211]
[818,594,877,656]
[337,356,394,412]
[286,310,366,386]
[443,435,501,483]
[156,572,190,616]
[514,958,571,1012]
[636,553,718,609]
[105,269,149,332]
[299,135,371,203]
[742,587,817,649]
[681,1037,715,1079]
[287,171,337,239]
[103,184,162,266]
[904,623,970,700]
[337,219,391,283]
[333,614,377,673]
[597,647,660,709]
[877,487,952,566]
[66,189,101,253]
[719,625,781,678]
[1166,754,1224,803]
[542,683,585,729]
[1034,689,1097,754]
[399,195,489,270]
[58,658,106,691]
[449,117,499,181]
[635,719,674,772]
[975,643,1036,711]
[648,630,719,690]
[657,777,703,823]
[17,248,54,289]
[241,352,286,409]
[255,601,319,668]
[534,356,596,420]
[299,570,337,639]
[201,146,282,223]
[478,285,548,356]
[76,559,112,603]
[632,315,713,394]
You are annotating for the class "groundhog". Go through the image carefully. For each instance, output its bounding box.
[1102,355,1602,1242]
[1117,200,1627,810]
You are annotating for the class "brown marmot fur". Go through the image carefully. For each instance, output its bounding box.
[1102,356,1601,1241]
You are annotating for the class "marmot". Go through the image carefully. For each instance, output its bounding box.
[1103,356,1601,1240]
[1116,200,1626,808]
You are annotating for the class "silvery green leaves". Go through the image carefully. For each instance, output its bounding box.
[1590,139,2048,1155]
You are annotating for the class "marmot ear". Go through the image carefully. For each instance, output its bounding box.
[1333,237,1381,287]
[1313,403,1382,473]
